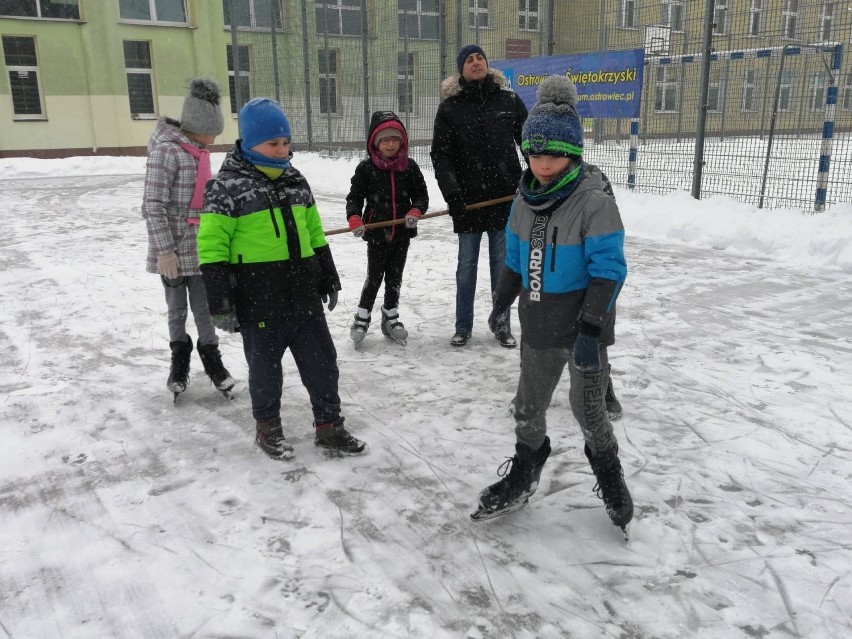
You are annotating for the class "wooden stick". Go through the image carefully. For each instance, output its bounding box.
[324,193,516,236]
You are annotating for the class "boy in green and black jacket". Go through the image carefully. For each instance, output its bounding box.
[198,98,366,460]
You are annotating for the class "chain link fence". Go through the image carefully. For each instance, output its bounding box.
[227,0,852,211]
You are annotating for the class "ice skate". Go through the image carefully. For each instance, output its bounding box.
[585,444,633,539]
[314,417,367,456]
[350,310,370,347]
[197,340,236,400]
[167,335,193,402]
[380,307,408,346]
[255,418,294,460]
[471,437,551,521]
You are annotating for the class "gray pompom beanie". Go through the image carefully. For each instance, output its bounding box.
[180,78,225,136]
[520,75,584,158]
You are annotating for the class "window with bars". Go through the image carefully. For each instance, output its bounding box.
[398,0,438,40]
[468,0,488,29]
[119,0,186,23]
[227,44,251,114]
[618,0,636,28]
[707,79,724,112]
[318,49,338,114]
[315,0,361,36]
[782,0,799,40]
[749,0,764,36]
[654,65,679,112]
[662,1,683,32]
[811,73,828,111]
[742,70,758,111]
[2,35,45,119]
[123,40,156,118]
[398,52,414,114]
[518,0,538,31]
[223,0,283,30]
[713,0,727,36]
[0,0,80,19]
[819,2,835,41]
[778,71,794,111]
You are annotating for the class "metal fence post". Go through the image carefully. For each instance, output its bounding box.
[815,44,843,213]
[270,0,280,103]
[628,118,639,190]
[691,0,716,200]
[361,0,370,140]
[228,0,241,118]
[300,0,313,151]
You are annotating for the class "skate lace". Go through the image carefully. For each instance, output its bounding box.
[593,466,626,507]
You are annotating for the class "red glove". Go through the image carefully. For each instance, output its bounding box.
[348,215,365,237]
[405,208,422,229]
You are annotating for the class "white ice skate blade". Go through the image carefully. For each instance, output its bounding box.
[470,498,530,522]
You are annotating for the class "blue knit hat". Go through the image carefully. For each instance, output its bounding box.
[239,98,291,150]
[521,75,584,158]
[456,44,487,75]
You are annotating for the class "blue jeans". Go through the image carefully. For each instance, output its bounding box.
[455,229,511,333]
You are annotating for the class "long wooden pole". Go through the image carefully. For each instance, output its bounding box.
[324,194,515,237]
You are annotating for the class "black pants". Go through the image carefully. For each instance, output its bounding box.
[240,315,341,425]
[358,239,410,311]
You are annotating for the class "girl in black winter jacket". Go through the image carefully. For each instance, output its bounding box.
[345,111,429,346]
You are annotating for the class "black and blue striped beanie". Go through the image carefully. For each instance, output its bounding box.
[521,75,584,158]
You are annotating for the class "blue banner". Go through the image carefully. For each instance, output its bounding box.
[490,50,645,119]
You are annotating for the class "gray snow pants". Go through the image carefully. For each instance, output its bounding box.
[513,344,616,456]
[162,274,218,346]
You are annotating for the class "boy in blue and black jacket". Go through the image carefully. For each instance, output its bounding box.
[471,76,633,534]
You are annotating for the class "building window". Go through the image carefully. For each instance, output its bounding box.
[819,2,835,41]
[223,0,283,30]
[749,0,764,36]
[654,65,679,112]
[742,70,758,111]
[315,0,361,36]
[662,1,683,32]
[811,73,827,111]
[518,0,538,31]
[707,79,724,112]
[318,49,338,114]
[0,0,80,19]
[618,0,636,28]
[227,44,251,114]
[782,0,799,40]
[2,35,45,119]
[119,0,186,23]
[123,40,156,118]
[398,0,438,40]
[398,52,414,114]
[842,73,852,111]
[778,71,793,111]
[469,0,488,29]
[713,0,727,36]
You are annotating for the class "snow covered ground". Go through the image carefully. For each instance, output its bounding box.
[1,153,851,639]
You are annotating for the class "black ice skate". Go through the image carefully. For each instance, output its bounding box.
[350,312,370,346]
[167,335,193,402]
[197,340,236,400]
[585,444,633,539]
[605,366,622,421]
[380,307,408,346]
[314,417,367,456]
[471,437,551,522]
[255,418,294,460]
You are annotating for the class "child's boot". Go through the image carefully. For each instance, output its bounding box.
[314,417,367,455]
[350,308,371,345]
[380,307,408,346]
[585,443,633,538]
[167,335,193,401]
[197,340,236,398]
[256,418,294,460]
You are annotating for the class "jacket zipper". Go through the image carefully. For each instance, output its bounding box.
[550,227,557,272]
[390,172,397,240]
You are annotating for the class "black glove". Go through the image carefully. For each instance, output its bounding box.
[321,290,338,312]
[488,305,509,334]
[447,196,466,219]
[573,321,602,371]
